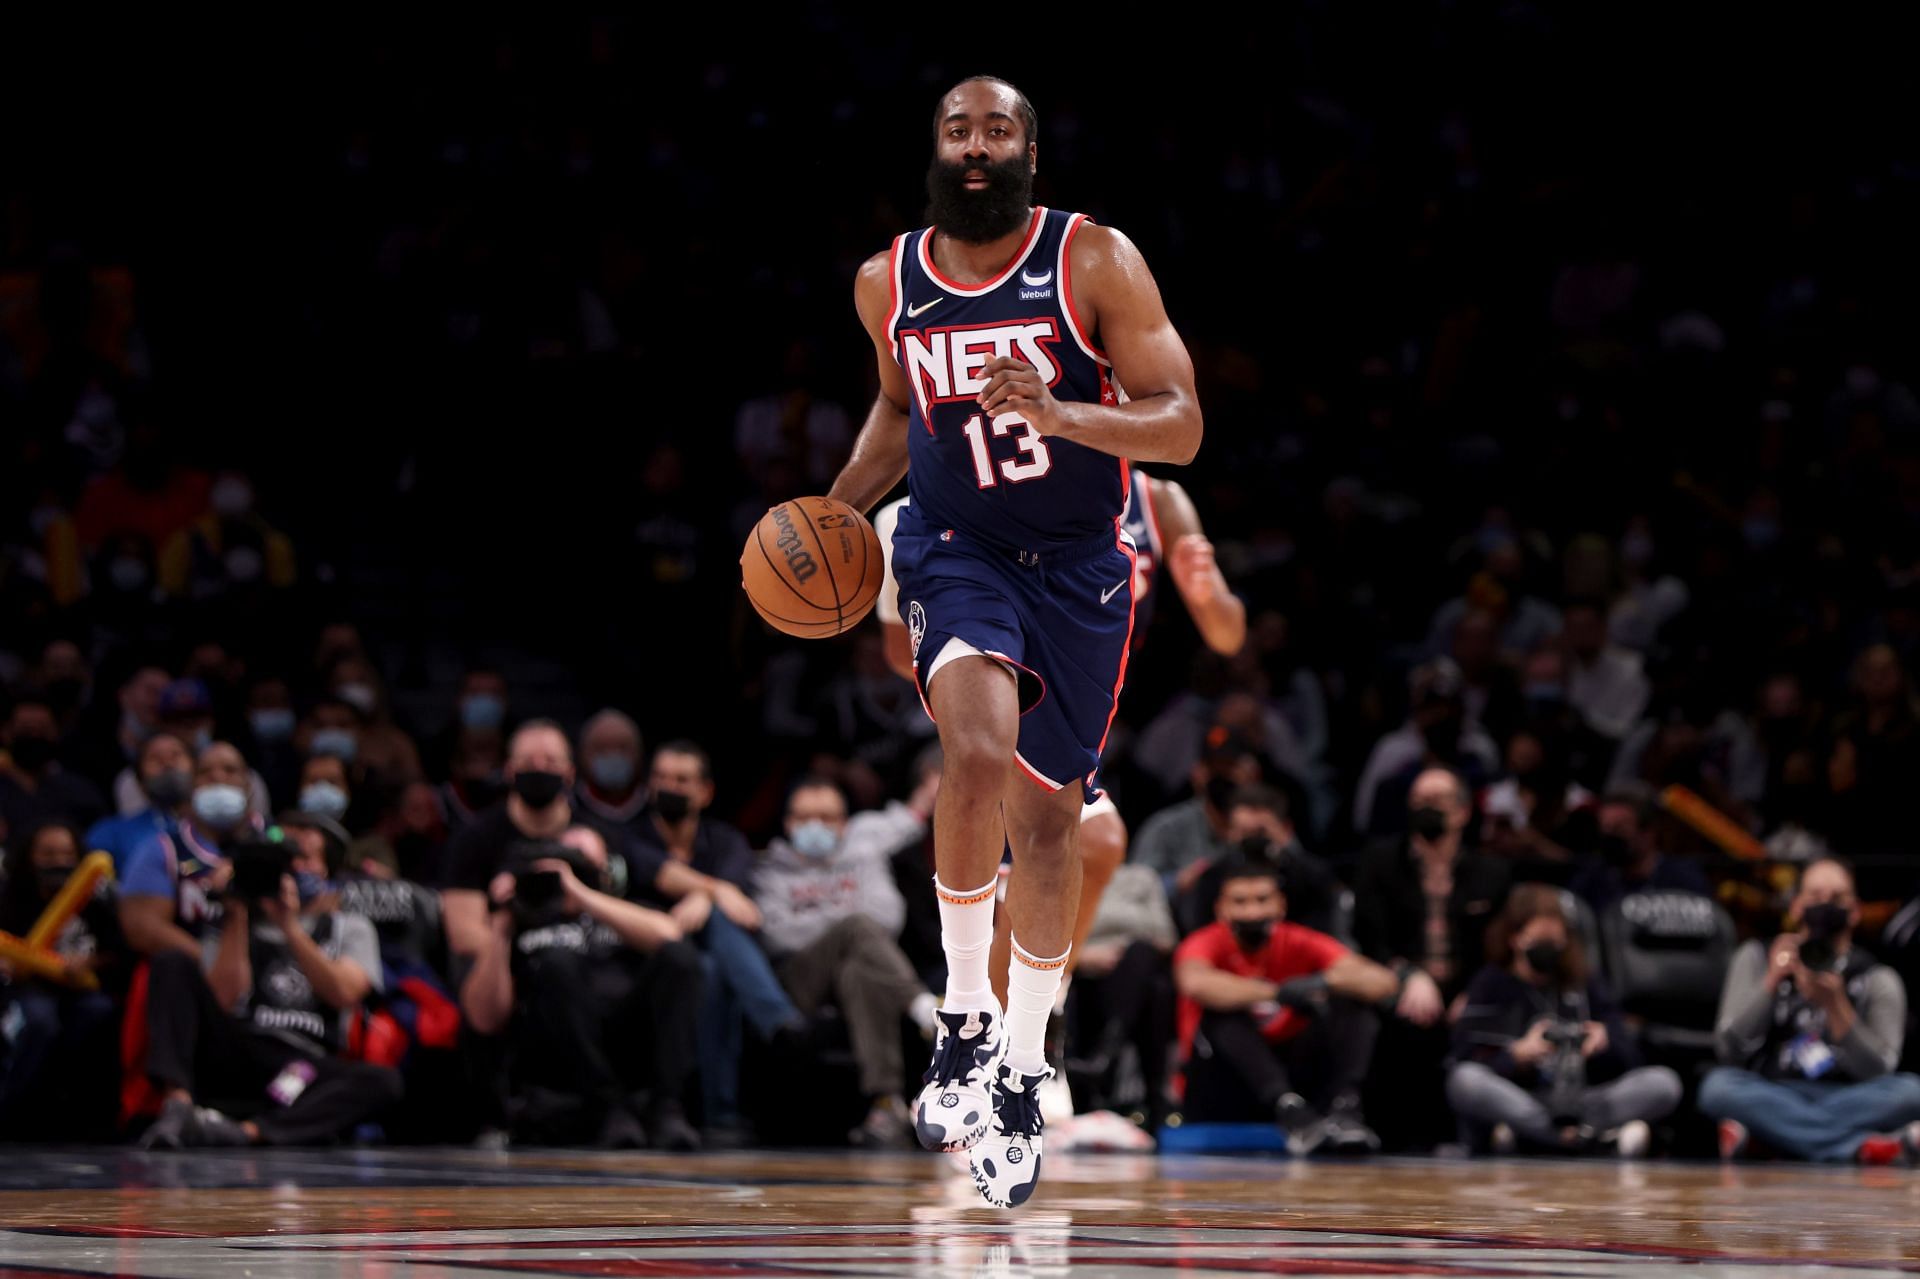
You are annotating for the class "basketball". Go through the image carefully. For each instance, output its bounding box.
[740,496,886,637]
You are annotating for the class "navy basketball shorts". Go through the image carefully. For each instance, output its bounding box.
[890,502,1136,802]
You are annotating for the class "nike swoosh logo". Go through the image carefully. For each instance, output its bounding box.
[1101,581,1126,604]
[1021,269,1053,287]
[906,297,943,318]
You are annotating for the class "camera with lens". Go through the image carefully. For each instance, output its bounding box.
[1541,1019,1590,1124]
[230,835,294,903]
[499,837,600,928]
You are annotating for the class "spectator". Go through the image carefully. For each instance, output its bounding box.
[84,730,193,875]
[67,665,168,797]
[1,693,107,839]
[296,753,354,826]
[1447,884,1681,1155]
[0,820,123,1135]
[458,823,702,1150]
[574,709,648,832]
[1827,644,1920,856]
[1352,766,1507,1149]
[1562,599,1652,741]
[1353,660,1500,838]
[1132,728,1264,896]
[1478,726,1593,872]
[1566,785,1711,914]
[113,679,270,819]
[425,666,510,783]
[354,780,451,887]
[117,741,268,958]
[629,739,805,1140]
[440,732,507,834]
[1426,542,1563,662]
[1173,857,1397,1153]
[1068,859,1180,1123]
[321,659,423,790]
[732,338,853,490]
[239,675,302,808]
[1173,784,1339,937]
[1699,857,1920,1164]
[138,829,402,1149]
[751,776,939,1147]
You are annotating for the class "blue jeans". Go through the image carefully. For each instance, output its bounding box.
[1698,1067,1920,1162]
[0,985,116,1117]
[694,912,800,1127]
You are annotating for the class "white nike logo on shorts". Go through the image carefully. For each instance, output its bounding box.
[1101,581,1126,604]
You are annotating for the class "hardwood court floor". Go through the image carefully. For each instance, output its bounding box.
[2,1146,1918,1276]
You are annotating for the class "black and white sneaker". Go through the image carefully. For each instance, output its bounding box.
[968,1062,1050,1208]
[913,1007,1006,1152]
[1277,1092,1331,1157]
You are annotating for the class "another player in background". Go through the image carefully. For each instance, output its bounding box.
[875,469,1244,1013]
[829,76,1201,1206]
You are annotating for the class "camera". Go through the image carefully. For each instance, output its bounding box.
[1541,1019,1590,1124]
[1798,936,1837,972]
[514,868,565,909]
[231,837,293,903]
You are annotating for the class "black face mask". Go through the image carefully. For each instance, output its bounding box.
[1409,806,1450,841]
[1203,774,1239,813]
[1522,941,1565,974]
[1802,901,1850,941]
[144,766,192,809]
[36,865,73,899]
[511,770,566,810]
[1420,718,1462,758]
[652,790,693,823]
[1238,835,1275,863]
[1597,833,1635,867]
[924,151,1034,245]
[1231,917,1275,952]
[8,735,56,773]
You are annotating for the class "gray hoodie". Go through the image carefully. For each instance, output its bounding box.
[751,802,920,958]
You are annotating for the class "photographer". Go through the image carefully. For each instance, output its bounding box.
[1699,857,1920,1163]
[1173,856,1399,1155]
[1446,884,1680,1155]
[140,828,402,1148]
[459,825,703,1151]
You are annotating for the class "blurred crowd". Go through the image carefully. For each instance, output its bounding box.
[5,12,1920,1162]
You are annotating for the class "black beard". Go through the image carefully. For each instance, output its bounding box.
[925,154,1033,244]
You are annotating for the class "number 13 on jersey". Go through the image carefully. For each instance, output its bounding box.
[961,411,1053,488]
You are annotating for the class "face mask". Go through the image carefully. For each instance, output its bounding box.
[192,783,248,830]
[1203,774,1238,813]
[249,707,296,742]
[210,476,254,518]
[109,557,151,593]
[299,781,350,821]
[1802,901,1850,941]
[460,693,506,731]
[791,820,840,858]
[1420,719,1461,757]
[511,769,566,810]
[652,789,692,823]
[1409,806,1450,841]
[294,870,334,905]
[223,546,264,583]
[1231,917,1274,951]
[335,683,378,716]
[1522,941,1565,974]
[1598,833,1635,866]
[144,766,192,808]
[8,735,57,773]
[1237,834,1275,862]
[310,727,359,763]
[587,753,635,791]
[36,865,74,898]
[1523,683,1567,706]
[1742,518,1782,551]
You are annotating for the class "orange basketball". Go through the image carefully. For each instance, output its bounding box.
[740,496,886,638]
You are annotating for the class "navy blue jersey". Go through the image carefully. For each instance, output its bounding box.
[1121,467,1164,640]
[886,206,1126,553]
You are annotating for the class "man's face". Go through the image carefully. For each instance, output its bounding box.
[138,734,193,783]
[31,826,79,874]
[507,727,573,785]
[1409,769,1468,833]
[1226,804,1290,849]
[582,718,639,768]
[650,750,713,813]
[1794,861,1860,933]
[786,784,848,840]
[926,80,1034,244]
[196,743,248,789]
[288,828,329,876]
[1597,801,1641,844]
[1217,875,1284,927]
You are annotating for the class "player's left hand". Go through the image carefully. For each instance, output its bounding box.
[1168,533,1225,600]
[978,357,1063,433]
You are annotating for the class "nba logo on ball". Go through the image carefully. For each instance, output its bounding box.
[908,601,927,657]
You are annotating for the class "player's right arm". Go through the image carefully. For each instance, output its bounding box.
[826,250,914,515]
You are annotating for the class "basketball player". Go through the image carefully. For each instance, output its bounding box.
[874,468,1245,1016]
[827,76,1201,1207]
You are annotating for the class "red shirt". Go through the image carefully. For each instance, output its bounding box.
[1174,920,1349,1062]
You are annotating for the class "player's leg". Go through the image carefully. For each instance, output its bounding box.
[1001,782,1086,1070]
[988,801,1126,1009]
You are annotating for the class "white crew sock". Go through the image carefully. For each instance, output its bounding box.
[1005,937,1070,1077]
[935,877,998,1014]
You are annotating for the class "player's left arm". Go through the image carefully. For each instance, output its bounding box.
[1150,476,1246,655]
[978,225,1200,465]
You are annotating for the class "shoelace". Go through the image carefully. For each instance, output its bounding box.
[992,1076,1044,1139]
[922,1021,979,1088]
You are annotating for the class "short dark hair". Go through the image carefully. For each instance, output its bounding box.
[1216,851,1286,898]
[787,774,846,810]
[1228,784,1289,824]
[934,76,1038,146]
[654,738,712,782]
[1600,782,1660,827]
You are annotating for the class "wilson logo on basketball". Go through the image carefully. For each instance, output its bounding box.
[769,504,819,583]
